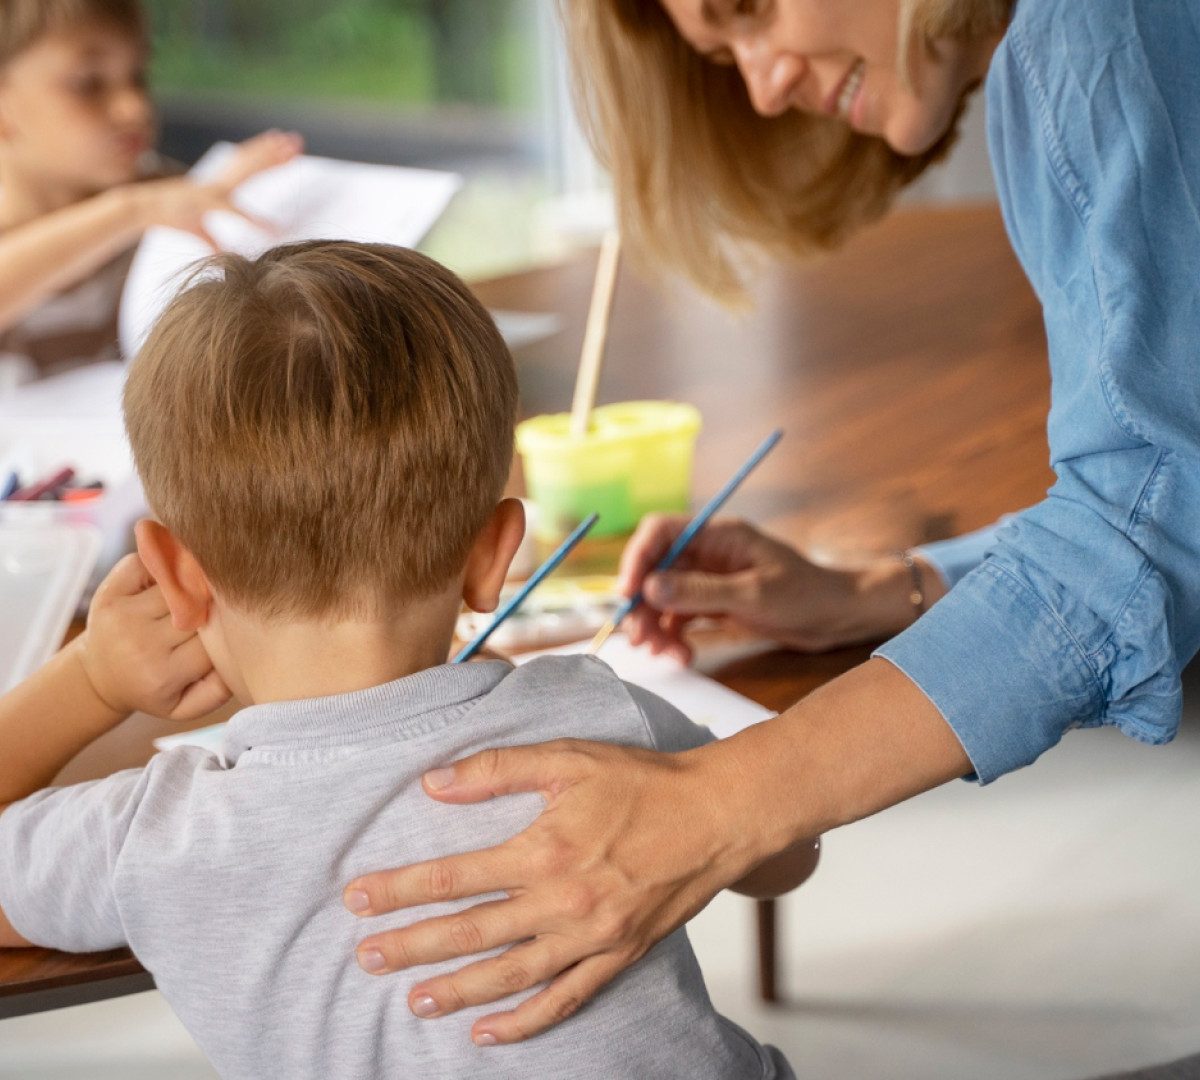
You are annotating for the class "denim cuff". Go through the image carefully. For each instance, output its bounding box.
[874,561,1102,784]
[915,522,1005,590]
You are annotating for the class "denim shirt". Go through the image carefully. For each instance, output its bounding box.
[875,0,1200,783]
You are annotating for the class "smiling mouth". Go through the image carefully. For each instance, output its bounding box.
[830,59,866,121]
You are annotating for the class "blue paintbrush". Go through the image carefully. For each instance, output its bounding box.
[588,428,783,654]
[453,511,600,663]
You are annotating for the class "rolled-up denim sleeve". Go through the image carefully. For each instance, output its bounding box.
[877,482,1183,783]
[875,3,1200,784]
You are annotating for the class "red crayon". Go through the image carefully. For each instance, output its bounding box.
[8,467,75,502]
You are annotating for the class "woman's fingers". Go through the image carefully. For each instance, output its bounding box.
[345,841,525,916]
[341,739,759,1041]
[643,566,760,617]
[616,513,688,596]
[344,743,599,917]
[355,896,538,974]
[419,740,589,803]
[469,953,633,1046]
[403,935,598,1031]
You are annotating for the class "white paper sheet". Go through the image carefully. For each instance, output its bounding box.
[119,144,462,359]
[518,636,776,740]
[154,722,227,756]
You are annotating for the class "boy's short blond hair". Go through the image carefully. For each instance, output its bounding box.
[0,0,145,64]
[124,241,519,620]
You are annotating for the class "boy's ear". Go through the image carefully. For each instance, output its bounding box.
[462,498,526,614]
[134,519,214,632]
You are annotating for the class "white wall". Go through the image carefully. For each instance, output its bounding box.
[907,93,997,203]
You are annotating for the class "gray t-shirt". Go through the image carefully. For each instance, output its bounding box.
[0,655,794,1080]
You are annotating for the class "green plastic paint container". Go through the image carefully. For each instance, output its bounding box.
[516,401,702,542]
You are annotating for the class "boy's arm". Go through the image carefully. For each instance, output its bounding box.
[0,553,231,807]
[0,637,127,805]
[0,831,32,946]
[0,768,151,953]
[0,130,301,333]
[0,553,230,951]
[0,188,148,332]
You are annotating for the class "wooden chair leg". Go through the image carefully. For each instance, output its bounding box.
[756,897,779,1003]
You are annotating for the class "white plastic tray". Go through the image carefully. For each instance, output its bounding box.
[0,362,146,592]
[0,523,100,693]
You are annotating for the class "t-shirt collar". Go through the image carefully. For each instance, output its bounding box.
[220,660,512,766]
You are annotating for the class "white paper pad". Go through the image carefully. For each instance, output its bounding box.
[0,524,100,693]
[120,144,462,359]
[154,722,226,756]
[518,636,776,740]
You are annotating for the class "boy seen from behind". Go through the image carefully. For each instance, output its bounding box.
[0,241,813,1079]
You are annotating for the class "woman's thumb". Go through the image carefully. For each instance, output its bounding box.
[643,569,754,616]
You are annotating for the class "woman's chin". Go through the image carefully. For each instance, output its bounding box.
[882,102,959,157]
[882,121,940,157]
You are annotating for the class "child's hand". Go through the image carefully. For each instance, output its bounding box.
[210,129,304,191]
[131,130,303,248]
[76,554,232,723]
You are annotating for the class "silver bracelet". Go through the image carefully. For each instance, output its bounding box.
[894,549,926,617]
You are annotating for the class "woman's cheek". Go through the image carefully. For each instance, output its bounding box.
[881,94,954,156]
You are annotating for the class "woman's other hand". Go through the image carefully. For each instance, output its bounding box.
[616,515,947,663]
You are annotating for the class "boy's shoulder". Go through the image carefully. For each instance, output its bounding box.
[496,654,714,755]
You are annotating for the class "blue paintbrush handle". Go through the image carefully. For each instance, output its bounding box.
[609,428,783,635]
[453,512,600,663]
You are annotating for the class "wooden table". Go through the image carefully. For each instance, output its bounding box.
[0,204,1051,1019]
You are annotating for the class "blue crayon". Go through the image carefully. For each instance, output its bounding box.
[453,512,600,664]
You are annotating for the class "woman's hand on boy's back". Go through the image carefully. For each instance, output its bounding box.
[77,554,231,723]
[128,130,303,249]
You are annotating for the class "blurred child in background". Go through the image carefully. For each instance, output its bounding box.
[0,0,300,381]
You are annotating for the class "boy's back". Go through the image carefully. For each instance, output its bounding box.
[0,655,791,1079]
[0,240,807,1077]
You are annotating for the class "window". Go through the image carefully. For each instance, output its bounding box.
[143,0,578,278]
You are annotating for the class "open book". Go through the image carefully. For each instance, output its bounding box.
[119,143,463,359]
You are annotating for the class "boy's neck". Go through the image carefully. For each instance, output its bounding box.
[216,590,466,707]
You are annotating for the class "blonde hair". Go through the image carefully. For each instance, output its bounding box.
[124,241,518,620]
[563,0,1014,301]
[0,0,145,65]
